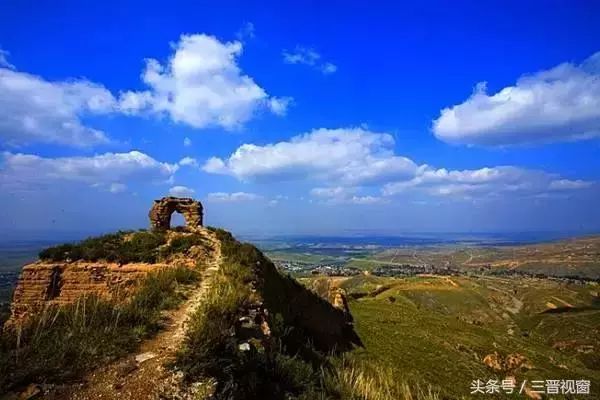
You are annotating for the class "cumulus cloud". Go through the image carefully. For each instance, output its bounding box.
[382,165,594,199]
[169,185,195,197]
[206,192,261,202]
[202,128,417,185]
[119,34,289,129]
[203,127,594,201]
[0,151,178,191]
[178,156,199,168]
[0,67,116,147]
[0,33,288,147]
[433,51,600,146]
[282,46,337,75]
[183,137,192,147]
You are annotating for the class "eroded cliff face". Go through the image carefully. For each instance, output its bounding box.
[6,226,218,327]
[9,262,168,324]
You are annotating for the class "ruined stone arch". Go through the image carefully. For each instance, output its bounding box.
[149,196,203,230]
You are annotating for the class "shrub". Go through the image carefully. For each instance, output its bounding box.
[160,235,207,258]
[38,231,167,264]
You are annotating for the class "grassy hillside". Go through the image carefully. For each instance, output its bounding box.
[6,228,598,398]
[314,274,600,398]
[2,228,439,399]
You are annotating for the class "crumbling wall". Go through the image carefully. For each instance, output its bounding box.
[8,262,167,325]
[149,197,203,230]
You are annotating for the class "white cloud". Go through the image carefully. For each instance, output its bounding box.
[548,179,593,191]
[433,52,600,146]
[268,97,293,116]
[310,186,387,205]
[0,48,14,69]
[183,137,192,147]
[0,67,116,147]
[0,34,288,148]
[383,165,594,199]
[0,151,178,191]
[119,34,289,129]
[203,128,417,185]
[236,22,255,41]
[178,156,199,168]
[202,127,594,202]
[321,62,337,75]
[311,186,355,198]
[206,191,261,202]
[348,195,387,204]
[282,46,337,75]
[169,185,195,197]
[109,183,127,193]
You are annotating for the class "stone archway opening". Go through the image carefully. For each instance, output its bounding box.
[149,196,204,231]
[171,212,186,228]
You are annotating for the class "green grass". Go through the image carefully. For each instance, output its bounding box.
[334,275,600,399]
[38,230,167,264]
[37,230,214,265]
[176,228,440,400]
[176,228,326,399]
[0,265,199,392]
[159,234,209,258]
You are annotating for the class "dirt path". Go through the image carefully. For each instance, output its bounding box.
[58,229,222,400]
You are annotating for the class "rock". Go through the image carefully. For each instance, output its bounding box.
[260,320,271,337]
[115,358,138,377]
[483,352,532,373]
[483,352,504,372]
[18,384,41,400]
[149,197,203,230]
[505,353,531,371]
[135,352,157,363]
[238,342,251,351]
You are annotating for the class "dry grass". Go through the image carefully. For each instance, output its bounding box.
[0,265,199,392]
[324,357,440,400]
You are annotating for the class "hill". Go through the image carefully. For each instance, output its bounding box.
[0,226,385,399]
[302,273,600,398]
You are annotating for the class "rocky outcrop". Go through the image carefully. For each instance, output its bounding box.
[305,277,352,315]
[8,262,169,324]
[149,197,203,231]
[483,351,532,373]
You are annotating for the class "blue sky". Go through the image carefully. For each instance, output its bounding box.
[1,0,599,236]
